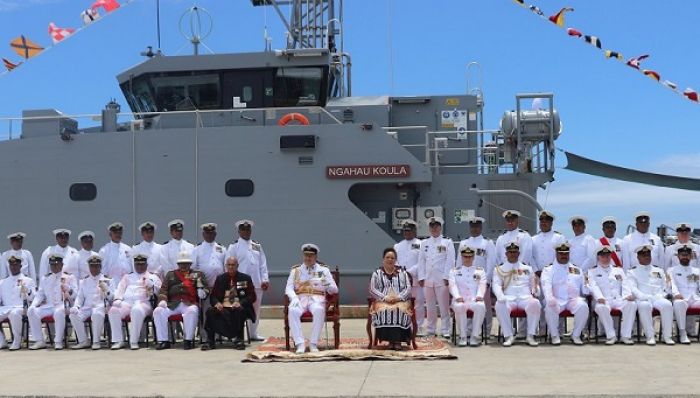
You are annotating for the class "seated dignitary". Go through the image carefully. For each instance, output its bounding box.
[586,244,636,345]
[627,245,674,345]
[492,242,540,347]
[201,256,256,351]
[154,251,208,350]
[285,243,338,354]
[0,255,36,350]
[28,254,78,350]
[669,244,700,344]
[541,242,589,346]
[448,246,487,347]
[108,254,162,350]
[369,248,413,350]
[69,255,113,350]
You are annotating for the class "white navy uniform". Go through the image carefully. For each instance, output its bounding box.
[285,263,338,347]
[132,240,164,276]
[108,271,162,345]
[28,271,78,345]
[492,261,540,338]
[496,229,533,266]
[69,273,113,345]
[622,231,664,270]
[541,262,589,339]
[669,263,700,333]
[226,238,269,338]
[598,236,624,267]
[1,249,36,281]
[65,249,97,280]
[0,273,35,348]
[38,245,78,284]
[448,264,486,340]
[570,234,597,272]
[394,238,424,330]
[98,241,132,281]
[586,264,636,339]
[627,263,673,340]
[161,239,194,274]
[665,241,700,270]
[531,231,566,273]
[457,235,496,333]
[193,241,225,289]
[417,235,455,335]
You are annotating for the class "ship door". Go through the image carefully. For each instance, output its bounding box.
[223,71,266,109]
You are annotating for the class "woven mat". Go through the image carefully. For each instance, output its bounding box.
[243,337,457,362]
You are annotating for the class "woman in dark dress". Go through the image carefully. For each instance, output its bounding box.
[369,248,413,350]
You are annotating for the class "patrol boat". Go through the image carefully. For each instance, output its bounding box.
[0,0,561,303]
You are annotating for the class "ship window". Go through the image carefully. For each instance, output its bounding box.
[152,73,221,111]
[242,86,253,103]
[274,67,324,107]
[225,179,254,197]
[121,76,157,116]
[70,183,97,201]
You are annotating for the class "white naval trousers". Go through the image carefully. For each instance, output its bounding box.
[672,298,700,331]
[495,298,541,338]
[411,286,426,330]
[248,288,263,338]
[69,306,106,344]
[594,300,637,339]
[637,298,673,340]
[28,305,66,343]
[544,297,589,338]
[288,295,325,346]
[0,307,23,346]
[154,302,199,342]
[108,301,152,344]
[423,284,450,335]
[451,300,485,338]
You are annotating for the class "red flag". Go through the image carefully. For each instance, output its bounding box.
[48,23,75,44]
[548,7,574,27]
[642,69,660,81]
[626,54,649,70]
[91,0,120,13]
[683,88,698,102]
[567,28,582,37]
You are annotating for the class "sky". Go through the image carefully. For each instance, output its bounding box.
[0,0,699,240]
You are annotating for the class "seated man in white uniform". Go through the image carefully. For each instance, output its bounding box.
[0,255,36,350]
[69,255,113,350]
[448,246,486,347]
[669,244,700,344]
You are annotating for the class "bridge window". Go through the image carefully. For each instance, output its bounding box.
[274,67,325,107]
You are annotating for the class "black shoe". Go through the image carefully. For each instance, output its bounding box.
[183,340,194,350]
[200,342,215,351]
[234,341,246,350]
[156,341,171,350]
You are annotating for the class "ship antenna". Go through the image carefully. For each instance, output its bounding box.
[156,0,162,52]
[178,6,214,56]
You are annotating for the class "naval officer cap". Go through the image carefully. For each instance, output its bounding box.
[677,244,694,254]
[505,241,520,252]
[569,215,587,224]
[538,210,555,220]
[201,223,217,232]
[176,251,193,264]
[7,255,22,264]
[460,246,476,256]
[554,242,571,253]
[48,253,64,262]
[428,216,444,226]
[468,216,485,224]
[53,228,71,237]
[87,254,102,265]
[168,219,185,231]
[502,210,521,219]
[7,232,26,240]
[108,222,124,232]
[634,211,651,223]
[401,220,418,231]
[235,219,254,229]
[596,244,613,255]
[78,231,95,241]
[133,253,149,263]
[634,244,653,254]
[601,216,617,226]
[676,222,693,232]
[139,221,157,231]
[302,243,319,254]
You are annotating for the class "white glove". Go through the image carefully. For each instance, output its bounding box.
[145,278,155,288]
[112,299,122,307]
[158,300,167,308]
[197,289,207,299]
[69,307,79,315]
[289,298,300,308]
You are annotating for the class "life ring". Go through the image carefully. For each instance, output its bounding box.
[278,112,310,126]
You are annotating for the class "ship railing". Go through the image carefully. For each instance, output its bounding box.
[0,106,343,140]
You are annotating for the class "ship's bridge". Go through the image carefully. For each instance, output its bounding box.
[116,51,331,116]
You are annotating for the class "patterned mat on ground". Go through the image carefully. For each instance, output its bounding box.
[243,337,457,362]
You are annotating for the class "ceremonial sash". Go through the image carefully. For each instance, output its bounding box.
[600,237,622,267]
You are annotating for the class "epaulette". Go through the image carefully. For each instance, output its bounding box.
[128,271,135,274]
[45,273,52,277]
[233,239,239,244]
[318,263,328,268]
[253,240,259,244]
[630,266,637,270]
[475,266,484,271]
[64,272,72,275]
[83,275,90,279]
[291,264,301,269]
[163,241,168,245]
[518,229,525,232]
[553,231,561,234]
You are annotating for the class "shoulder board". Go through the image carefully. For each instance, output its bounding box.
[475,266,484,271]
[83,275,90,279]
[234,239,239,244]
[253,240,259,244]
[553,231,561,234]
[500,231,508,235]
[64,272,72,275]
[591,265,599,270]
[45,273,52,277]
[197,241,202,246]
[163,241,168,245]
[630,266,637,270]
[128,271,135,274]
[291,264,301,269]
[318,263,329,268]
[518,229,525,232]
[544,264,552,268]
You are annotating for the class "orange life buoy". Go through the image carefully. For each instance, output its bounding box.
[278,112,310,126]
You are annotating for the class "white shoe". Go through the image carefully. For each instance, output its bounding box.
[663,337,675,346]
[295,343,306,354]
[551,336,561,346]
[441,333,451,339]
[620,337,634,345]
[605,337,617,346]
[71,341,90,350]
[457,337,467,347]
[29,341,46,350]
[502,336,515,347]
[110,342,126,350]
[572,336,584,346]
[680,331,691,345]
[469,337,481,347]
[416,327,425,337]
[526,335,539,347]
[0,341,8,350]
[646,337,656,346]
[91,343,101,350]
[54,342,64,350]
[130,343,140,350]
[250,335,266,342]
[309,344,319,353]
[9,342,21,351]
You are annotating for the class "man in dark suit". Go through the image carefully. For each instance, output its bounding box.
[201,256,256,350]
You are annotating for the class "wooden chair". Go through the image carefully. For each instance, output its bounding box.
[284,266,340,351]
[366,297,418,349]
